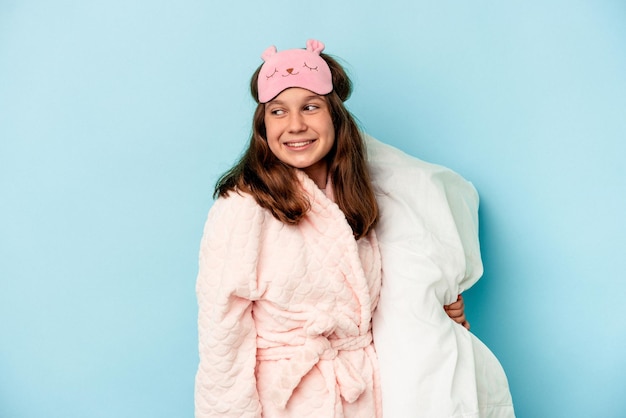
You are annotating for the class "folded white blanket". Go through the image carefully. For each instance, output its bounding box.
[366,134,515,418]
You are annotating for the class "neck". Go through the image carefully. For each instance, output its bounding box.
[303,162,329,189]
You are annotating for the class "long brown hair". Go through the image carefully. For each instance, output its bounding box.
[215,54,378,239]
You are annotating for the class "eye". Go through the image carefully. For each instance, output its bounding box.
[303,104,319,111]
[265,68,278,79]
[270,108,286,116]
[303,62,318,71]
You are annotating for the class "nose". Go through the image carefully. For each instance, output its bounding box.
[286,68,294,74]
[287,111,306,132]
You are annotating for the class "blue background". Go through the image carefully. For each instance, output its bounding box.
[1,1,625,417]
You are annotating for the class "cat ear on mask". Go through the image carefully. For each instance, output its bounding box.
[306,39,325,54]
[261,45,277,62]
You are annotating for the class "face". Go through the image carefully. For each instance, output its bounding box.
[264,87,335,188]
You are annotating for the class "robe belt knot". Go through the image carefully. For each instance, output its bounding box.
[257,331,373,409]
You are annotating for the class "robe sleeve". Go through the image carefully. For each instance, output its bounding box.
[194,193,263,418]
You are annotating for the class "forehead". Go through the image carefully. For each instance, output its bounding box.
[267,87,325,104]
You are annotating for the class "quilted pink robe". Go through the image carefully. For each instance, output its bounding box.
[195,171,382,418]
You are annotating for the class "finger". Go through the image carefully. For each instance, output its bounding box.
[444,295,465,311]
[444,303,463,313]
[453,314,467,325]
[445,308,464,318]
[444,300,464,311]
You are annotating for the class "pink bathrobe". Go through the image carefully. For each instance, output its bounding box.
[195,171,382,418]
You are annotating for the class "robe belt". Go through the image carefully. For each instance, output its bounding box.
[256,331,373,409]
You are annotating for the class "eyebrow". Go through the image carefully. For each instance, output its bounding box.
[266,95,325,106]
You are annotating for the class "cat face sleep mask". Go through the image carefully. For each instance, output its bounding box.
[257,39,333,103]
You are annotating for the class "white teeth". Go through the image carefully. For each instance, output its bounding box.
[286,140,313,148]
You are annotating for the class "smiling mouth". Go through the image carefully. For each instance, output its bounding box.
[285,140,315,148]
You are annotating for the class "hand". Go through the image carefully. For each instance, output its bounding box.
[444,294,470,330]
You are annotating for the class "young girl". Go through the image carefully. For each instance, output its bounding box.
[195,39,382,417]
[194,40,482,417]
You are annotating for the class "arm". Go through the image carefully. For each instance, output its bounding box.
[195,196,263,418]
[444,294,470,330]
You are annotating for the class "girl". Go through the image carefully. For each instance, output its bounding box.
[194,40,473,417]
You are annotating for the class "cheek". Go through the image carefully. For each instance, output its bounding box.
[266,139,279,157]
[264,118,280,143]
[263,124,281,157]
[321,110,334,135]
[324,119,336,143]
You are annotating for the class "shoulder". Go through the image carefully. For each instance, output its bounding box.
[209,190,259,217]
[202,190,269,241]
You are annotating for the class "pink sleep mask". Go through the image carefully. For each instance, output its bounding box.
[257,39,333,103]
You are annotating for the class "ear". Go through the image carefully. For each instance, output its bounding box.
[306,39,325,55]
[261,45,277,62]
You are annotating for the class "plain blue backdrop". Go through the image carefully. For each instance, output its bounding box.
[1,1,625,417]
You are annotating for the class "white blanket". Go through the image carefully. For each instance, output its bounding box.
[366,134,515,418]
